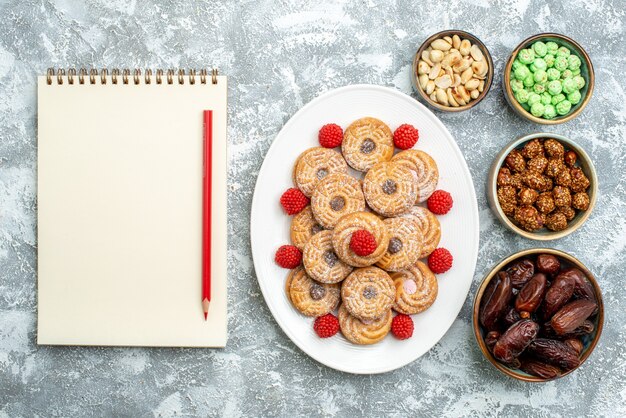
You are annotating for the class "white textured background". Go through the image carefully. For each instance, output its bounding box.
[1,0,625,416]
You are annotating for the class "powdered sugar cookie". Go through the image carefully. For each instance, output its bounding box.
[341,266,395,321]
[401,206,441,259]
[338,304,392,345]
[376,217,423,272]
[391,261,438,315]
[293,147,348,197]
[363,161,418,217]
[311,173,365,229]
[341,117,394,172]
[332,212,389,267]
[392,150,439,203]
[286,267,340,317]
[303,230,353,284]
[290,206,323,250]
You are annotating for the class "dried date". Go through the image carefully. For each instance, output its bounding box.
[527,338,580,370]
[550,299,597,335]
[558,268,596,302]
[542,273,575,319]
[485,331,500,353]
[564,339,584,356]
[503,307,522,326]
[520,359,562,379]
[480,272,514,331]
[506,259,535,289]
[541,320,594,340]
[536,254,560,275]
[515,273,547,315]
[493,319,539,364]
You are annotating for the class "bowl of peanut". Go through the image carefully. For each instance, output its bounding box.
[473,248,604,382]
[487,133,597,240]
[412,30,493,111]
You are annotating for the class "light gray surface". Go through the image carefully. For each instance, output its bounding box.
[1,0,625,416]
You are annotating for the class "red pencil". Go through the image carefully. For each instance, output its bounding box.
[202,110,213,320]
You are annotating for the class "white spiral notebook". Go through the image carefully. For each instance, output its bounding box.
[37,68,227,347]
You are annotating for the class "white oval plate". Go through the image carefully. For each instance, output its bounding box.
[250,85,479,374]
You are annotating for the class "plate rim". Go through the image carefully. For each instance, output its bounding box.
[250,84,479,374]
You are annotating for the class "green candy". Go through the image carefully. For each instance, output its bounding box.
[512,60,524,71]
[510,78,524,92]
[543,104,557,119]
[568,90,582,105]
[562,78,577,94]
[523,74,535,87]
[554,56,568,71]
[556,46,571,58]
[546,41,559,54]
[533,41,548,57]
[551,93,566,105]
[532,58,547,71]
[544,54,555,68]
[573,75,585,89]
[518,48,535,65]
[556,99,572,115]
[568,55,582,70]
[541,92,552,105]
[572,68,581,76]
[547,68,561,81]
[527,92,541,106]
[534,69,548,83]
[530,102,545,117]
[515,89,530,104]
[561,69,574,80]
[533,83,546,94]
[547,80,563,95]
[514,65,531,80]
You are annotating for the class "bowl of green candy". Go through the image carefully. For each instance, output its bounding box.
[503,33,594,124]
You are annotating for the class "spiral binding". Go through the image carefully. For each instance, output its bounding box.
[46,68,219,85]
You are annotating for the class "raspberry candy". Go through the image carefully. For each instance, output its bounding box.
[428,248,453,274]
[314,313,340,338]
[391,314,414,339]
[427,190,453,215]
[393,124,419,150]
[318,124,343,148]
[349,230,377,256]
[274,245,302,269]
[280,188,309,215]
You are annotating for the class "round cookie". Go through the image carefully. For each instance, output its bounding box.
[376,217,423,272]
[293,147,348,197]
[303,230,353,284]
[391,150,439,203]
[338,304,392,345]
[391,261,438,315]
[290,206,323,250]
[332,212,390,267]
[311,173,366,229]
[341,266,395,321]
[363,161,418,217]
[285,267,340,317]
[400,206,441,259]
[341,117,394,172]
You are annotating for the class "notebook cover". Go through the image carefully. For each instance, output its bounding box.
[37,73,227,347]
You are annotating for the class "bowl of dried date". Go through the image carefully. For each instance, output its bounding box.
[487,132,597,240]
[473,248,603,382]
